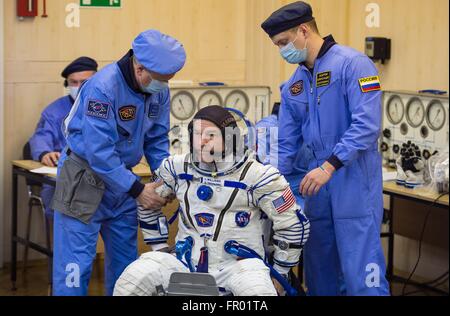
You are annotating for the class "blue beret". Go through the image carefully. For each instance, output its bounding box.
[132,29,186,75]
[261,1,314,38]
[61,56,98,78]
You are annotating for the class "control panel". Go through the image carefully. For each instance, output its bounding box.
[168,86,271,155]
[381,91,449,167]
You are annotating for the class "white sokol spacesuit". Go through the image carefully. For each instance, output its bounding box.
[114,106,310,296]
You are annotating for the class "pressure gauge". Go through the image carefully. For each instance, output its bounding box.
[386,95,404,125]
[171,91,196,121]
[406,97,425,128]
[426,100,446,131]
[225,90,250,115]
[198,91,223,109]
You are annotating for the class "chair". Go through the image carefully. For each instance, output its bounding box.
[22,142,53,294]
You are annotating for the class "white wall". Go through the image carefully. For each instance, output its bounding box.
[0,0,5,268]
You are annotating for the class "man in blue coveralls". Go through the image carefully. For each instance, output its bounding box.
[261,1,389,295]
[51,30,186,296]
[29,56,98,220]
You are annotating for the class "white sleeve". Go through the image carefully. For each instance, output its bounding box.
[138,157,177,249]
[252,165,310,275]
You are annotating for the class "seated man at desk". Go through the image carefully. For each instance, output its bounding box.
[29,56,98,219]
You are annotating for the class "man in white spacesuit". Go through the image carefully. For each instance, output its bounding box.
[114,106,310,296]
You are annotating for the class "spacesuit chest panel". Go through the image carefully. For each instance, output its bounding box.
[177,180,252,232]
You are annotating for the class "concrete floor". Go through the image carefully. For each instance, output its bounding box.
[0,259,447,296]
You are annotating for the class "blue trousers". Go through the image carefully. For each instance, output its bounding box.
[303,152,390,296]
[52,190,138,296]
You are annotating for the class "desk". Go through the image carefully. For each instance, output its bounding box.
[10,160,152,291]
[382,181,449,294]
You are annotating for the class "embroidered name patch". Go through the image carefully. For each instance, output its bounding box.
[316,71,331,88]
[358,76,381,93]
[86,100,110,120]
[195,213,215,228]
[148,103,160,118]
[119,106,136,121]
[290,80,304,96]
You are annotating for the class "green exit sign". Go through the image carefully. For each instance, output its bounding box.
[80,0,121,8]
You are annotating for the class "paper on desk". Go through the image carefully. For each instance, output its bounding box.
[382,168,397,182]
[30,166,57,175]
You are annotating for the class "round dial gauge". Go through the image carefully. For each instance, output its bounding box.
[225,90,250,115]
[426,100,446,131]
[386,95,404,125]
[198,91,223,109]
[406,97,425,128]
[171,91,196,121]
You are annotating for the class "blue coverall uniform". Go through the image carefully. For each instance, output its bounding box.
[278,36,389,296]
[53,50,171,296]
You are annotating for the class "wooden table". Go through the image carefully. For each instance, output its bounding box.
[382,180,449,294]
[12,160,152,179]
[383,181,449,206]
[10,160,152,291]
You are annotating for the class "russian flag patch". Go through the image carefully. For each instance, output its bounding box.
[358,76,381,93]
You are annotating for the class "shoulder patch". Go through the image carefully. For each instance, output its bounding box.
[316,71,331,87]
[290,80,304,96]
[272,188,296,214]
[119,106,136,121]
[358,76,381,93]
[86,100,110,120]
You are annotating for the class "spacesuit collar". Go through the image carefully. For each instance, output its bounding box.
[117,49,147,95]
[192,151,250,177]
[197,153,236,173]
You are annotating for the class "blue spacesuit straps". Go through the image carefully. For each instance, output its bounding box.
[53,30,186,296]
[278,35,389,296]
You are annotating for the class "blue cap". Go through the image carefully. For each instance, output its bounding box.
[61,56,98,78]
[261,1,314,38]
[132,29,186,75]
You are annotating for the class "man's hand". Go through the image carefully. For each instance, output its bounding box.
[300,161,335,196]
[41,152,61,167]
[137,181,169,210]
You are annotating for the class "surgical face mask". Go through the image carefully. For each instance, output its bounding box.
[141,77,169,94]
[68,86,79,100]
[280,35,308,64]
